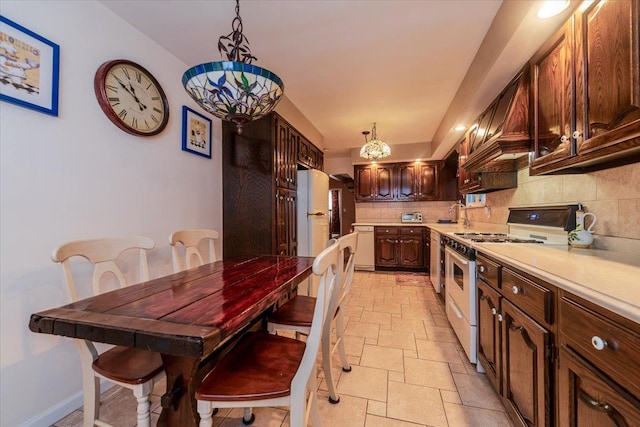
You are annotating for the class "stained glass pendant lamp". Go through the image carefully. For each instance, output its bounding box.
[359,123,391,160]
[182,0,284,133]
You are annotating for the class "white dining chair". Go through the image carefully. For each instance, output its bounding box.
[195,240,341,427]
[51,236,164,427]
[168,229,219,273]
[267,231,358,403]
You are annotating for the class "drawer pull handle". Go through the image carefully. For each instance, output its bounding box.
[578,390,627,427]
[591,336,608,351]
[511,286,520,295]
[509,325,524,332]
[497,314,503,322]
[479,295,488,301]
[479,266,486,273]
[491,308,497,316]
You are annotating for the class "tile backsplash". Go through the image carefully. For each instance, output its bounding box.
[355,162,640,254]
[467,162,640,254]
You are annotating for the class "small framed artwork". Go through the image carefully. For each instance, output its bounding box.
[182,106,212,159]
[0,15,60,116]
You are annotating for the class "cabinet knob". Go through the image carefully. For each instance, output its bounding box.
[497,314,503,322]
[491,308,497,316]
[511,285,520,295]
[560,135,569,143]
[479,265,486,273]
[572,131,581,140]
[591,336,608,351]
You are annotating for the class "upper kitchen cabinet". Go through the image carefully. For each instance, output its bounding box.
[222,112,317,258]
[354,161,456,202]
[531,0,640,175]
[298,136,324,171]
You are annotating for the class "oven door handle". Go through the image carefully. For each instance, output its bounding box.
[445,247,468,265]
[448,300,464,319]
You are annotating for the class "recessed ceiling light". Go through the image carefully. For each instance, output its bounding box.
[537,0,570,19]
[453,125,467,131]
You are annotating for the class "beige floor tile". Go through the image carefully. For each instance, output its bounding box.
[441,389,462,404]
[344,334,366,357]
[449,363,467,374]
[416,339,464,364]
[346,320,380,339]
[374,300,403,314]
[361,310,393,327]
[387,381,448,426]
[360,344,404,372]
[365,414,426,427]
[404,357,457,391]
[452,372,505,411]
[378,329,416,351]
[316,390,368,427]
[384,295,412,305]
[343,305,365,319]
[401,306,433,320]
[443,402,513,427]
[220,406,288,427]
[367,400,387,417]
[391,317,427,334]
[337,365,388,401]
[424,324,460,343]
[388,370,405,383]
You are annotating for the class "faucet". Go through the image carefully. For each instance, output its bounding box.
[449,201,470,229]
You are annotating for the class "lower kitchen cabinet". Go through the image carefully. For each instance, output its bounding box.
[477,280,502,393]
[374,226,426,271]
[501,298,552,427]
[558,292,640,427]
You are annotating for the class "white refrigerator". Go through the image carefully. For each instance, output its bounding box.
[297,169,330,297]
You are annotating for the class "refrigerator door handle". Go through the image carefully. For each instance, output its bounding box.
[308,212,327,216]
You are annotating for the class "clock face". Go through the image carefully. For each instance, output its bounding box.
[94,60,169,136]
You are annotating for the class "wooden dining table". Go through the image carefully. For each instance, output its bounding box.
[29,255,314,427]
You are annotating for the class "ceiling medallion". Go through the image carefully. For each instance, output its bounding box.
[359,123,391,160]
[182,0,284,133]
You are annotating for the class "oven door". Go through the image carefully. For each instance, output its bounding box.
[444,247,476,325]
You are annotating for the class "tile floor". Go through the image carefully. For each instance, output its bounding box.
[53,271,513,427]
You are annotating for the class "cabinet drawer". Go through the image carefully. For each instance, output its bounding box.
[502,268,553,326]
[476,254,500,291]
[400,227,423,236]
[560,295,640,398]
[375,227,399,235]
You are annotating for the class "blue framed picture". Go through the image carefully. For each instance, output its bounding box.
[182,106,212,159]
[0,15,60,116]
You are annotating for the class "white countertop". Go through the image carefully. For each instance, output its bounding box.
[352,221,640,323]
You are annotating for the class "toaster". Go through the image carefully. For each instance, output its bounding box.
[401,212,423,223]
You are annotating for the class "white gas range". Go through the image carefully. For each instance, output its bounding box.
[443,205,579,366]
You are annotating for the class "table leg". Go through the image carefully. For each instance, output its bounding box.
[156,354,201,427]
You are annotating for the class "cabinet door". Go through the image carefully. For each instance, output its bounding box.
[286,129,298,189]
[274,119,289,188]
[417,163,438,200]
[354,165,375,201]
[274,189,288,255]
[478,281,502,394]
[398,236,423,267]
[574,0,640,158]
[375,165,394,200]
[375,236,398,267]
[559,346,640,427]
[286,191,297,255]
[502,299,552,427]
[396,164,417,200]
[530,19,575,174]
[298,136,311,166]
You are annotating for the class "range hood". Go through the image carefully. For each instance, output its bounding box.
[462,67,531,172]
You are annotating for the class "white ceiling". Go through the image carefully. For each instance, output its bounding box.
[98,0,572,159]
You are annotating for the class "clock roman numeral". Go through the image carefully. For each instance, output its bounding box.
[151,115,160,124]
[153,107,162,114]
[151,96,160,100]
[118,109,127,120]
[146,83,152,90]
[131,117,138,129]
[144,119,150,129]
[135,70,142,83]
[106,84,119,92]
[122,67,130,79]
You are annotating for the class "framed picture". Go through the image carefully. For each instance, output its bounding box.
[0,15,60,116]
[182,106,212,159]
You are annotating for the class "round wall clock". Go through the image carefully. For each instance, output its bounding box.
[94,59,169,136]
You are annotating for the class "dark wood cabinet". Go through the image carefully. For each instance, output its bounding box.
[374,227,426,271]
[477,276,502,394]
[298,136,324,170]
[355,161,452,202]
[501,298,552,427]
[223,113,312,258]
[558,292,640,427]
[531,0,640,175]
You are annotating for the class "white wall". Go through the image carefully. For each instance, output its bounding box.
[0,1,223,425]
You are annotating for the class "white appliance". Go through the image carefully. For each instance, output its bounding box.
[353,225,374,271]
[297,169,330,296]
[429,230,441,292]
